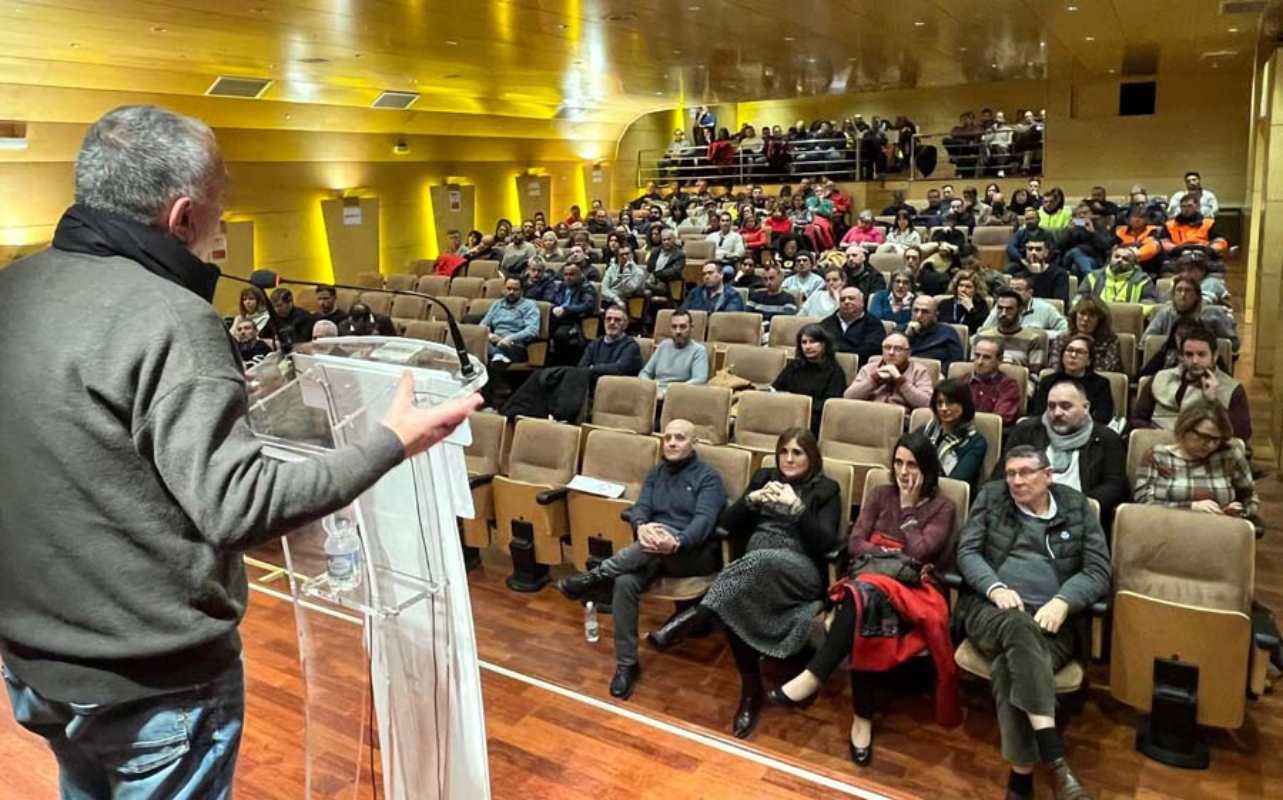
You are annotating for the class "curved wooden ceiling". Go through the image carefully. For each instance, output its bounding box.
[0,0,1272,140]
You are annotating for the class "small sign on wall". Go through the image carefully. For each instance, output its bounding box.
[209,221,228,265]
[448,190,462,212]
[527,181,541,197]
[592,167,604,184]
[343,205,363,226]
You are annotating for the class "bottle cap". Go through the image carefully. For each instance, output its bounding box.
[586,601,594,611]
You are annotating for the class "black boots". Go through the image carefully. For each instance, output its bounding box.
[732,682,764,739]
[556,570,607,601]
[610,663,641,700]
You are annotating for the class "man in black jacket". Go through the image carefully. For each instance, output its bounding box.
[645,228,687,298]
[579,304,643,380]
[0,105,480,797]
[313,284,349,329]
[843,245,887,298]
[1006,239,1070,307]
[820,286,886,364]
[269,286,316,345]
[995,379,1129,528]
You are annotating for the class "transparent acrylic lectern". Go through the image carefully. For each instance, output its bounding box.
[245,337,490,800]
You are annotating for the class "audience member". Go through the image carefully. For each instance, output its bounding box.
[879,210,922,253]
[1006,239,1069,307]
[1048,295,1123,374]
[538,230,566,262]
[840,210,886,249]
[974,290,1048,374]
[772,324,848,433]
[903,245,948,296]
[905,296,963,372]
[231,315,272,368]
[1177,250,1230,307]
[1077,246,1156,306]
[1060,203,1112,277]
[1163,193,1229,259]
[844,333,932,411]
[523,258,559,302]
[781,252,824,299]
[238,286,270,332]
[748,264,799,326]
[269,287,315,345]
[682,261,746,313]
[1166,171,1219,218]
[600,246,647,308]
[547,263,598,364]
[956,444,1109,800]
[821,287,887,362]
[312,285,348,328]
[639,309,710,397]
[982,275,1068,334]
[968,337,1022,426]
[1036,187,1071,231]
[798,266,841,318]
[1005,208,1055,264]
[1028,334,1115,425]
[843,246,887,298]
[650,429,842,738]
[1084,185,1120,221]
[938,269,990,334]
[708,212,747,268]
[645,228,687,298]
[556,419,727,700]
[311,319,338,340]
[577,304,643,382]
[1131,326,1250,441]
[919,379,988,493]
[339,302,397,337]
[771,432,959,766]
[1114,205,1164,276]
[870,270,916,330]
[1143,275,1238,356]
[479,277,541,365]
[499,231,539,277]
[922,212,970,272]
[1136,401,1259,521]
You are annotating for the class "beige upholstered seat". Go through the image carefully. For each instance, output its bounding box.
[415,275,451,296]
[589,376,658,435]
[431,296,470,322]
[385,273,417,292]
[492,418,582,566]
[358,291,393,317]
[1117,332,1137,378]
[335,288,360,312]
[450,276,485,299]
[389,295,428,321]
[730,390,811,471]
[652,309,708,342]
[1125,428,1176,486]
[956,639,1085,693]
[482,277,506,298]
[683,239,715,262]
[566,430,660,570]
[355,271,383,289]
[1109,302,1146,339]
[659,383,733,444]
[818,399,904,468]
[910,356,942,386]
[461,412,508,549]
[836,352,859,384]
[723,344,787,386]
[401,320,446,342]
[468,260,500,280]
[869,250,905,272]
[707,312,763,346]
[767,315,821,350]
[458,323,489,365]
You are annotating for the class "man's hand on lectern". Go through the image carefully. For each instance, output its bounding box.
[382,371,483,458]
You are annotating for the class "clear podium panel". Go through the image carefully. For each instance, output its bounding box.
[248,339,490,800]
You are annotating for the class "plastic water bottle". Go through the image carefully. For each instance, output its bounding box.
[324,517,362,592]
[584,601,600,643]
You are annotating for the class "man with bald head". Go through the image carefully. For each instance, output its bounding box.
[819,285,886,362]
[844,332,934,411]
[558,418,727,700]
[905,295,963,372]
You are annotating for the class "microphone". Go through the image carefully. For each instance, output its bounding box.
[227,270,476,378]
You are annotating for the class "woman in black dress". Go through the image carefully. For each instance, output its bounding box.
[646,429,841,739]
[772,324,847,434]
[937,269,990,334]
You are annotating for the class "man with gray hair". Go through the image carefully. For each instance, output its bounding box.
[0,105,480,797]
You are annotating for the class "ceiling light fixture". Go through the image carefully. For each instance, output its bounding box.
[1228,27,1240,33]
[1084,36,1095,41]
[914,21,926,27]
[1039,41,1047,46]
[1066,4,1078,10]
[444,39,458,46]
[783,36,794,41]
[688,4,701,10]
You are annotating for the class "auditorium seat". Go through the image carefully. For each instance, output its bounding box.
[1125,428,1176,486]
[723,344,787,387]
[1117,332,1138,379]
[385,273,417,292]
[910,356,942,386]
[817,399,904,499]
[869,250,905,272]
[432,296,470,322]
[636,336,656,365]
[1109,302,1147,339]
[683,239,715,263]
[458,323,489,366]
[766,315,820,350]
[450,276,485,300]
[389,294,428,322]
[335,288,360,313]
[358,291,393,317]
[971,226,1011,271]
[355,271,383,289]
[415,275,452,296]
[836,352,859,384]
[461,411,508,551]
[730,390,812,471]
[1141,334,1233,373]
[481,277,506,298]
[402,320,446,342]
[659,383,733,445]
[468,260,501,280]
[408,259,435,276]
[587,376,657,436]
[566,429,660,570]
[653,308,708,342]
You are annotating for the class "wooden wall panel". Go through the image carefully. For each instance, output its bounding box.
[321,197,380,283]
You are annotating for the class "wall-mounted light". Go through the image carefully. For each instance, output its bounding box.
[392,137,410,155]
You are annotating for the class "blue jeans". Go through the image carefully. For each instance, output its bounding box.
[1064,245,1098,278]
[2,659,244,800]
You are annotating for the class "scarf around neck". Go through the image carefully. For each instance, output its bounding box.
[52,203,221,303]
[1040,412,1092,473]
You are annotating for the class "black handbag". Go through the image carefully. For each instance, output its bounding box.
[847,551,926,586]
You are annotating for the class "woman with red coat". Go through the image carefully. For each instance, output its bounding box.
[769,431,960,768]
[740,209,769,259]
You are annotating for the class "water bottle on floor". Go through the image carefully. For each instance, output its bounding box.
[584,601,600,643]
[324,516,362,592]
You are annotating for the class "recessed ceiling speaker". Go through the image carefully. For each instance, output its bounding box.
[206,76,272,98]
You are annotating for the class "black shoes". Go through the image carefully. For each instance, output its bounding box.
[848,739,873,767]
[610,663,641,700]
[646,606,701,651]
[557,571,606,601]
[1048,758,1092,800]
[732,688,764,739]
[766,686,817,710]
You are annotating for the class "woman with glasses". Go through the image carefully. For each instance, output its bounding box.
[869,270,916,330]
[1049,295,1122,374]
[1136,400,1259,520]
[1028,333,1115,424]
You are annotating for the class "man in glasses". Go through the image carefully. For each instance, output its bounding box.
[1131,325,1250,441]
[843,332,933,412]
[955,444,1110,800]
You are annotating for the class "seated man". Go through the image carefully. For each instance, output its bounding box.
[907,245,950,296]
[1006,207,1056,264]
[579,304,643,381]
[981,275,1068,335]
[600,246,647,309]
[747,264,799,327]
[1001,379,1129,528]
[706,211,746,271]
[820,286,886,363]
[1005,239,1069,307]
[1165,171,1219,219]
[645,228,687,297]
[974,290,1049,374]
[842,245,886,299]
[313,284,349,328]
[1131,326,1250,442]
[968,337,1022,427]
[906,295,963,372]
[1113,205,1163,276]
[231,315,272,368]
[547,263,599,365]
[1163,192,1228,260]
[269,287,316,346]
[1077,246,1156,306]
[523,258,560,303]
[1142,275,1238,357]
[499,231,539,278]
[557,419,727,699]
[639,309,709,398]
[955,445,1110,800]
[1177,250,1230,308]
[682,260,746,313]
[339,302,397,336]
[478,277,541,364]
[780,252,824,299]
[311,319,338,340]
[843,332,933,411]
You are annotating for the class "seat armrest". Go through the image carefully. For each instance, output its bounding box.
[468,473,495,489]
[535,486,570,505]
[714,525,731,540]
[824,546,845,564]
[1090,598,1111,617]
[939,570,964,589]
[1253,606,1281,652]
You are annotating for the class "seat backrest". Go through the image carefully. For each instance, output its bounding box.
[836,352,859,384]
[385,273,417,292]
[408,259,435,277]
[767,315,821,349]
[507,418,581,486]
[692,443,753,503]
[732,391,812,450]
[358,291,393,317]
[683,239,715,262]
[431,296,470,322]
[355,271,383,289]
[465,411,508,477]
[581,430,659,501]
[971,225,1011,247]
[415,275,452,296]
[402,320,446,343]
[1141,333,1165,367]
[450,276,485,299]
[1046,298,1064,315]
[1155,277,1173,300]
[1125,427,1176,485]
[1108,302,1146,338]
[335,288,360,312]
[869,250,905,272]
[1117,332,1137,378]
[636,336,656,365]
[653,308,708,342]
[947,361,1029,416]
[590,376,657,435]
[707,311,763,345]
[946,323,971,358]
[818,399,904,467]
[458,323,489,364]
[390,295,428,321]
[1101,370,1128,418]
[659,383,734,444]
[723,344,788,385]
[910,356,941,386]
[468,260,500,280]
[482,277,507,298]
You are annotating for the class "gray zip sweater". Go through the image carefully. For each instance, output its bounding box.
[0,248,405,704]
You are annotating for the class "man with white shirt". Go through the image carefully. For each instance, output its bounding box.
[706,212,745,275]
[781,252,824,299]
[1166,171,1218,218]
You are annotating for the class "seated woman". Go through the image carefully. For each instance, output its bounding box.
[937,269,990,334]
[869,270,916,330]
[646,429,842,740]
[1049,295,1122,374]
[799,267,844,319]
[770,432,960,767]
[876,209,921,254]
[918,379,988,493]
[740,210,769,258]
[1028,333,1115,425]
[1136,400,1260,523]
[772,324,848,434]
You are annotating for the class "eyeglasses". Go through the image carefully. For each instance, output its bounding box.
[1004,467,1047,480]
[883,344,909,352]
[1188,428,1224,446]
[1063,347,1090,356]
